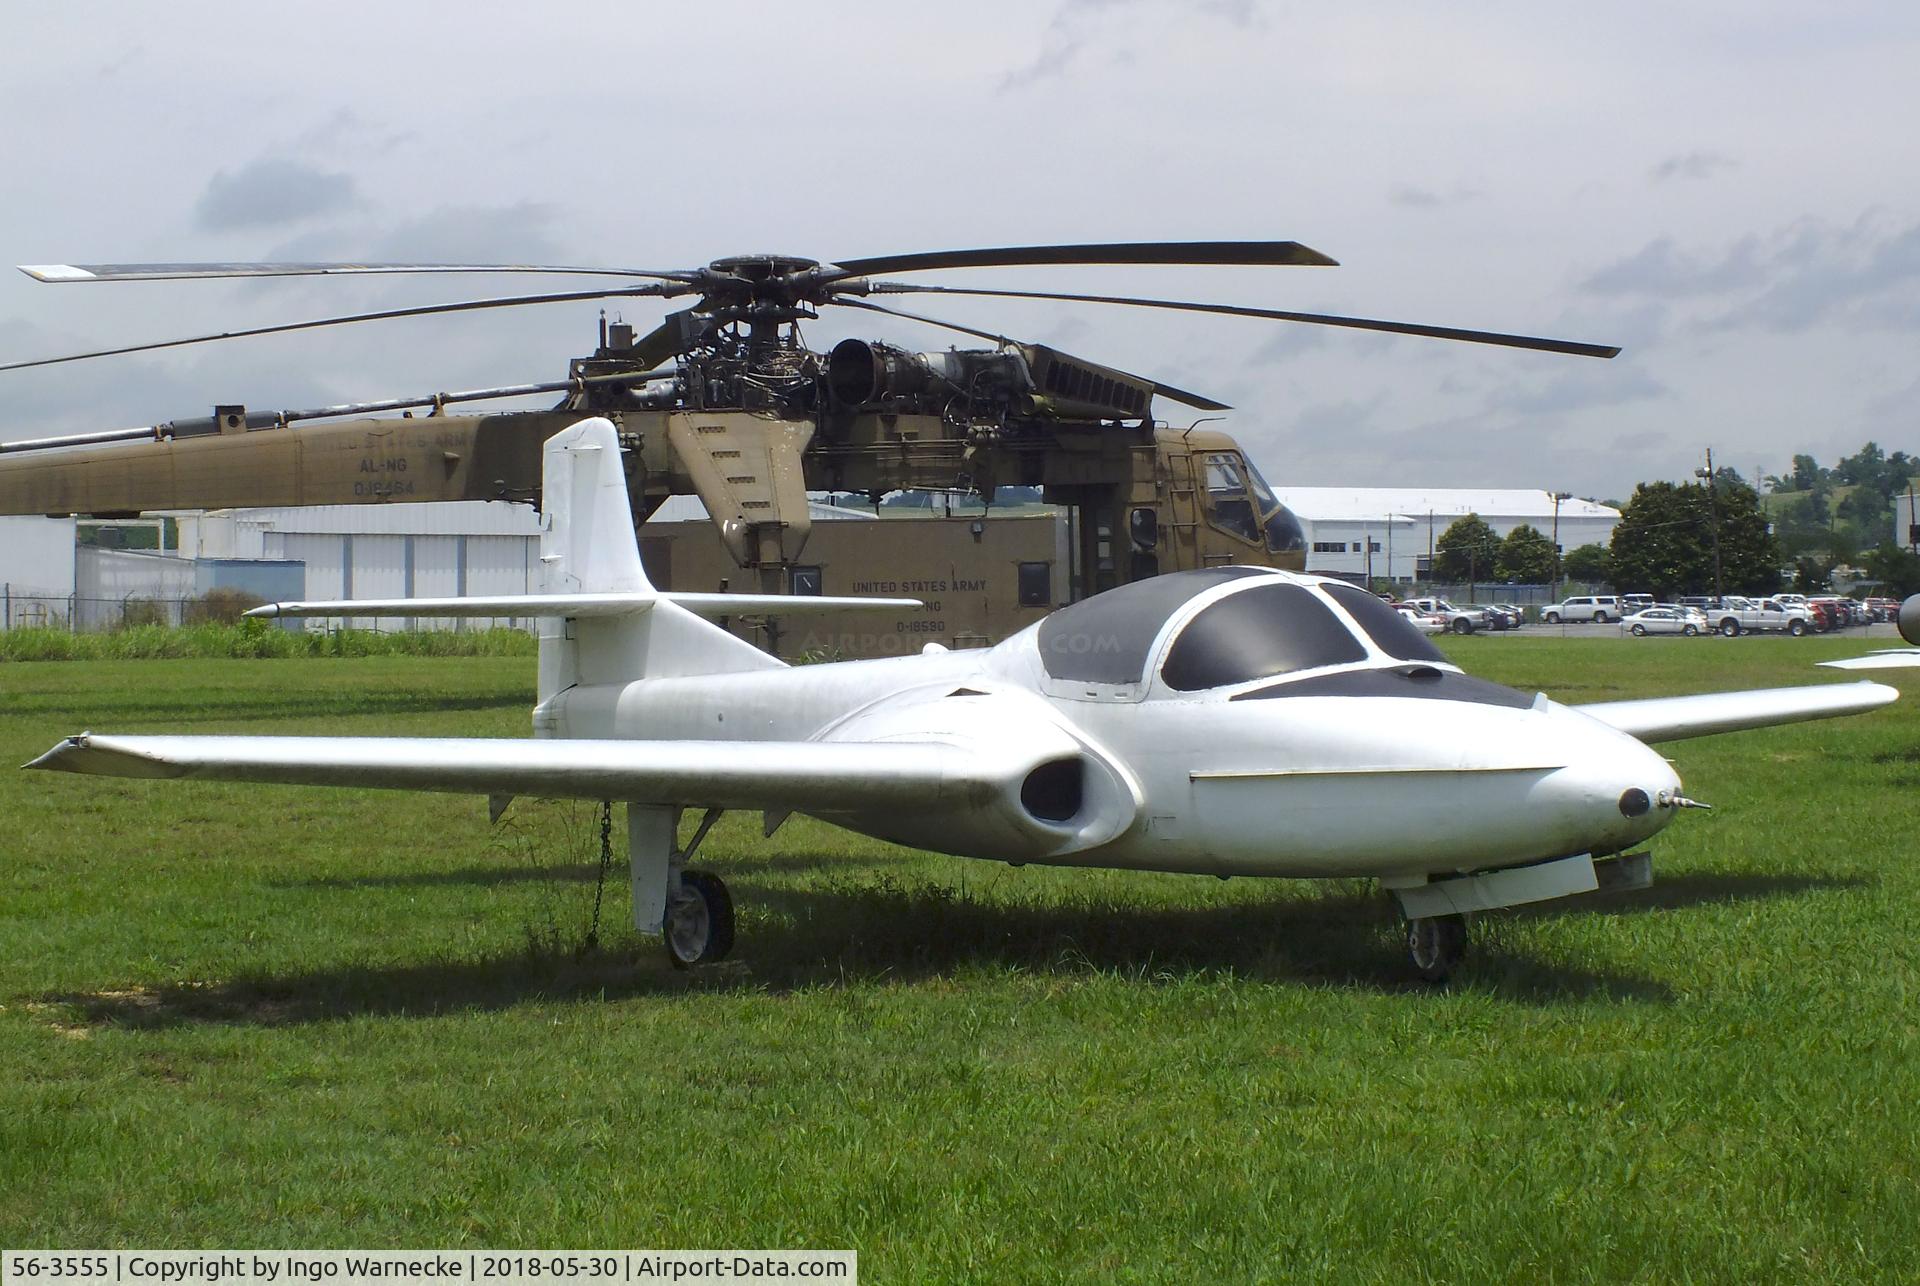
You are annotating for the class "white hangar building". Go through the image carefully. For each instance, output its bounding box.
[1267,488,1621,583]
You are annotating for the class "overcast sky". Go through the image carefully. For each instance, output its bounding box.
[1,0,1915,501]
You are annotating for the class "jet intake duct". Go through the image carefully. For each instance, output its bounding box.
[1021,757,1084,823]
[817,688,1141,861]
[1901,594,1920,647]
[827,339,940,406]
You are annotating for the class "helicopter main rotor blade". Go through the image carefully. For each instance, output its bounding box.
[826,240,1338,280]
[20,262,699,284]
[0,284,683,373]
[833,297,1014,346]
[863,282,1620,359]
[833,298,1232,412]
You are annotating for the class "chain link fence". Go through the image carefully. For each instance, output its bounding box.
[0,587,536,634]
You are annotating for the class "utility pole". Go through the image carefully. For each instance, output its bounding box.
[1427,510,1436,592]
[1694,447,1723,603]
[1549,490,1571,600]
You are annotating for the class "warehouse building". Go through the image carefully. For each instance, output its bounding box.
[0,515,77,628]
[1267,487,1621,584]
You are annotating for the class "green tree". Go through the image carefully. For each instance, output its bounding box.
[1792,556,1834,593]
[1864,542,1920,598]
[1560,543,1611,586]
[1608,478,1781,598]
[1789,454,1827,492]
[1494,523,1557,583]
[1432,513,1499,584]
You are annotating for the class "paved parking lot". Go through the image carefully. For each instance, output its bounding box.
[1476,620,1910,641]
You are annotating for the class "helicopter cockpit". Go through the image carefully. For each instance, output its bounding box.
[1028,566,1533,707]
[1197,450,1305,554]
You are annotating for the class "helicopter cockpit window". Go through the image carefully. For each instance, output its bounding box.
[1243,456,1306,554]
[1320,583,1448,663]
[1200,453,1261,544]
[1038,566,1269,685]
[1161,583,1368,691]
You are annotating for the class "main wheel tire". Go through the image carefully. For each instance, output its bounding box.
[1630,623,1647,636]
[1683,623,1699,636]
[1788,619,1808,636]
[1545,612,1561,624]
[1720,620,1740,637]
[1406,914,1468,983]
[1451,618,1474,635]
[665,869,735,968]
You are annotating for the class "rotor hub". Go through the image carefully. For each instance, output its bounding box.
[707,254,820,279]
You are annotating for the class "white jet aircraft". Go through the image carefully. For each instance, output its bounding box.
[28,419,1902,979]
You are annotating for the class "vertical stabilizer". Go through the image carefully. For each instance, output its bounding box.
[541,417,652,595]
[534,419,782,721]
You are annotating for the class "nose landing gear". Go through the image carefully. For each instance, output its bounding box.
[1405,913,1468,983]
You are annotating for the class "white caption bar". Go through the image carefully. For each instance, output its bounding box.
[2,1254,855,1286]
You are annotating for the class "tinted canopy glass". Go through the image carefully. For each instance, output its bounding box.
[1161,583,1369,691]
[1321,584,1448,663]
[1038,566,1268,684]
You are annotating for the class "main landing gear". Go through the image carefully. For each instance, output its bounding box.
[1404,913,1468,983]
[665,869,735,968]
[629,804,736,968]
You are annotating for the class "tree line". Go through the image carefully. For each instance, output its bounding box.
[1426,441,1920,598]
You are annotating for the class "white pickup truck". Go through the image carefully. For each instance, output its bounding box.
[1712,596,1812,636]
[1400,597,1487,635]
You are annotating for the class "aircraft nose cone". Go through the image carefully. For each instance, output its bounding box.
[1536,728,1683,857]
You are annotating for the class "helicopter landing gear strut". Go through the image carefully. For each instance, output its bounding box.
[630,805,735,967]
[1404,914,1468,983]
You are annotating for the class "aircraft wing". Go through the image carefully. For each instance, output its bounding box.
[244,592,921,620]
[1819,651,1920,671]
[1574,681,1898,744]
[25,733,1006,811]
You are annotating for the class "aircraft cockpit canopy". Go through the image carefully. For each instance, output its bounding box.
[1035,568,1447,693]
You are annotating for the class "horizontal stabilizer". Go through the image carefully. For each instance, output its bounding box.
[27,733,1000,812]
[1819,651,1920,671]
[246,592,922,620]
[1576,681,1898,744]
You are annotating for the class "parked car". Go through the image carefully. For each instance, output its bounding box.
[1712,596,1812,636]
[1393,604,1446,634]
[1620,606,1706,637]
[1620,593,1656,615]
[1466,603,1520,630]
[1867,597,1899,623]
[1543,595,1621,624]
[1400,597,1487,634]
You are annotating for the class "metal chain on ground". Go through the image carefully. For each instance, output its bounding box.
[585,799,614,951]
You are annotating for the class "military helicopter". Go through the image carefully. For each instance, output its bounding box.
[0,241,1618,622]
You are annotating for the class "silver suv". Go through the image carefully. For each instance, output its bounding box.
[1544,595,1620,624]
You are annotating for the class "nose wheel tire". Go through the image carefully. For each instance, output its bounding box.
[665,870,735,968]
[1405,914,1467,983]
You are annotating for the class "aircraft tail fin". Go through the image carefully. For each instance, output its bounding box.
[533,418,783,702]
[240,418,921,707]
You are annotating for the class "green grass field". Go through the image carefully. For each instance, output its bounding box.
[3,636,1918,1281]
